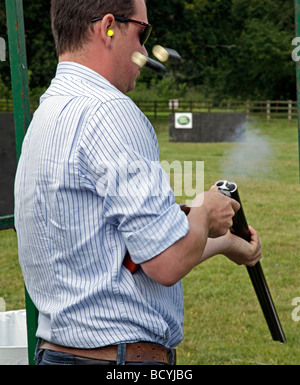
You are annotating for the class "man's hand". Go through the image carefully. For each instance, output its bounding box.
[191,186,241,239]
[223,226,262,266]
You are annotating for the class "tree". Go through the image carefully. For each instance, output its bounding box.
[0,0,297,101]
[0,0,57,96]
[224,18,295,99]
[0,2,11,95]
[224,0,295,99]
[23,0,57,90]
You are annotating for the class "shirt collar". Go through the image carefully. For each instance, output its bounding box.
[55,61,119,92]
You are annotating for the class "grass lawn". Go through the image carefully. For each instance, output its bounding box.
[0,116,299,365]
[153,116,300,365]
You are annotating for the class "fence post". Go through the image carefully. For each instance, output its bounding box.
[288,100,292,122]
[0,37,6,62]
[246,100,250,120]
[266,100,271,122]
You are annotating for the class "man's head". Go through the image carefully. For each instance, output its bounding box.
[51,0,136,56]
[51,0,150,94]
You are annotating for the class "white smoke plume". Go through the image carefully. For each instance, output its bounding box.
[220,126,273,181]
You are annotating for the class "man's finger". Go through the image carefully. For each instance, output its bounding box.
[231,199,240,213]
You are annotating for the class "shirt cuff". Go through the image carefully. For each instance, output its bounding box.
[124,204,190,264]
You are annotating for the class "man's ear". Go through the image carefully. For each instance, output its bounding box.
[99,14,116,48]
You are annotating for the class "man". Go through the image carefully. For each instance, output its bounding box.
[14,0,261,365]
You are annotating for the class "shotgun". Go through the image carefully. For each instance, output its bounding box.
[215,180,286,343]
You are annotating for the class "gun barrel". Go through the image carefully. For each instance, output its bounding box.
[215,180,286,343]
[246,263,286,342]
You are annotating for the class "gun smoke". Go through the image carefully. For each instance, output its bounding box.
[220,126,272,180]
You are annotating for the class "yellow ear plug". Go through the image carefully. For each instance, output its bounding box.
[107,30,114,37]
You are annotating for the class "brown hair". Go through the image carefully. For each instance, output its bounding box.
[51,0,136,56]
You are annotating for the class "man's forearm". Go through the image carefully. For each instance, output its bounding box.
[199,235,230,264]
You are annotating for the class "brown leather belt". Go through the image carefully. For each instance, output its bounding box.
[40,341,176,365]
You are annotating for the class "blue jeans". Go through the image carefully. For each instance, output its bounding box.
[34,341,172,366]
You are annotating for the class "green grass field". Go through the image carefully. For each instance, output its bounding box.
[0,116,299,365]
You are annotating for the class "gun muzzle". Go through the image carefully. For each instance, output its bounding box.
[131,52,167,75]
[215,180,251,242]
[215,180,286,343]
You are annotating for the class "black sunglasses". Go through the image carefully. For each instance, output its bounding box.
[91,16,152,46]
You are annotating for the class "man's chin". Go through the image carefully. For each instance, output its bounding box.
[126,80,137,94]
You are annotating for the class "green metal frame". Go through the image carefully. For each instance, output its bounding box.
[5,0,31,159]
[0,215,14,230]
[4,0,38,366]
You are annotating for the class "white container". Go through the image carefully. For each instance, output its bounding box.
[0,310,28,365]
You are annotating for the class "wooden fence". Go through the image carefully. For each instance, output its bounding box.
[135,100,298,121]
[0,98,298,121]
[0,98,13,112]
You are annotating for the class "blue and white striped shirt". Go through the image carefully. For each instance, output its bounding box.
[14,62,189,349]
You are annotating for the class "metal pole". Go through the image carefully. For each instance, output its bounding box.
[5,0,31,159]
[296,0,300,179]
[6,0,38,365]
[0,215,14,230]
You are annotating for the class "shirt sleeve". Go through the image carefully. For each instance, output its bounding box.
[76,97,190,264]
